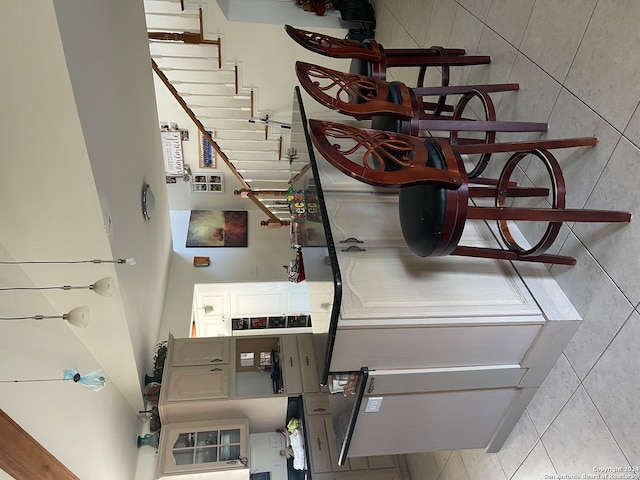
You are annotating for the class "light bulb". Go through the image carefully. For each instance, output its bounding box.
[90,277,114,297]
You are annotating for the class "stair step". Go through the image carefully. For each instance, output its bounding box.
[154,57,220,71]
[149,42,219,59]
[164,69,235,84]
[182,95,251,108]
[173,83,237,95]
[214,139,279,150]
[145,14,200,32]
[206,129,266,140]
[144,0,192,15]
[229,152,282,161]
[195,107,251,119]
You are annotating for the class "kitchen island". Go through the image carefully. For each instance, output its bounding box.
[288,87,582,461]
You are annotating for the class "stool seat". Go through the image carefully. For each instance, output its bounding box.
[399,142,460,257]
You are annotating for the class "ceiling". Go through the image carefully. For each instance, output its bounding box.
[1,0,172,413]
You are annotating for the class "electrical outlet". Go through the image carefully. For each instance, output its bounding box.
[365,397,383,413]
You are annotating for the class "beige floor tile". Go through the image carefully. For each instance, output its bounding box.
[541,386,629,476]
[623,102,640,149]
[485,0,535,49]
[446,3,485,86]
[433,450,453,473]
[538,88,621,210]
[572,138,640,304]
[496,412,539,478]
[404,451,440,480]
[439,451,470,480]
[510,441,557,480]
[525,354,580,436]
[498,53,561,138]
[564,0,640,131]
[583,311,640,467]
[520,0,597,83]
[422,0,457,49]
[551,233,634,379]
[457,0,492,22]
[459,449,507,480]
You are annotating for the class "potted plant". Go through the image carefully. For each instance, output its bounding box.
[145,341,168,385]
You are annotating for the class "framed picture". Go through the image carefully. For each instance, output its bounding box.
[186,210,248,247]
[199,130,217,169]
[191,173,224,193]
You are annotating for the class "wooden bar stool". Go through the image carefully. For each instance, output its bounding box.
[307,120,631,265]
[296,61,598,178]
[285,24,489,88]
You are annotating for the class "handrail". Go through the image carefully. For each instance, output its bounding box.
[152,59,250,190]
[152,59,290,226]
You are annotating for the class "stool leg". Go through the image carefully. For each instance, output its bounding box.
[468,186,550,198]
[451,246,577,265]
[454,137,598,155]
[467,206,632,223]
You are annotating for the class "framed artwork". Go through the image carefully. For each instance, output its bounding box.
[161,130,184,176]
[199,130,217,169]
[186,210,248,247]
[191,173,224,193]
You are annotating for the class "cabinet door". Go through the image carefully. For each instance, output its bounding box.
[197,315,231,337]
[298,334,320,393]
[172,337,230,366]
[166,365,229,401]
[158,419,248,476]
[324,193,405,247]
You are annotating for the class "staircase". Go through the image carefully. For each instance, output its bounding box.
[144,0,294,225]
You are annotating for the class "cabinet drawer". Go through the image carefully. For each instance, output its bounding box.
[305,394,330,415]
[298,334,319,393]
[348,457,370,470]
[306,415,333,473]
[281,335,303,394]
[367,455,397,469]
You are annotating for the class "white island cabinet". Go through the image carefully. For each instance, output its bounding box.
[300,146,581,457]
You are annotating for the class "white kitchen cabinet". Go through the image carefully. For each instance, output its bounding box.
[164,365,229,402]
[156,418,249,479]
[171,336,230,366]
[160,335,231,407]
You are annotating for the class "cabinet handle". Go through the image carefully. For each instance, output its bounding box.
[289,356,293,367]
[210,368,223,372]
[210,358,223,363]
[305,355,309,366]
[367,378,375,393]
[313,407,327,412]
[340,237,364,244]
[317,438,322,450]
[342,245,366,252]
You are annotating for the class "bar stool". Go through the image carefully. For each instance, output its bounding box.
[285,24,490,88]
[296,61,598,178]
[307,119,631,265]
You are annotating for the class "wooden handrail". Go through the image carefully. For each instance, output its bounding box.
[152,59,250,189]
[290,163,311,185]
[0,409,80,480]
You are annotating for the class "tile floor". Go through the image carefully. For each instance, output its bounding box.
[370,0,640,479]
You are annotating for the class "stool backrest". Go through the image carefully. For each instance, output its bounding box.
[285,24,382,62]
[307,119,464,188]
[296,61,413,120]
